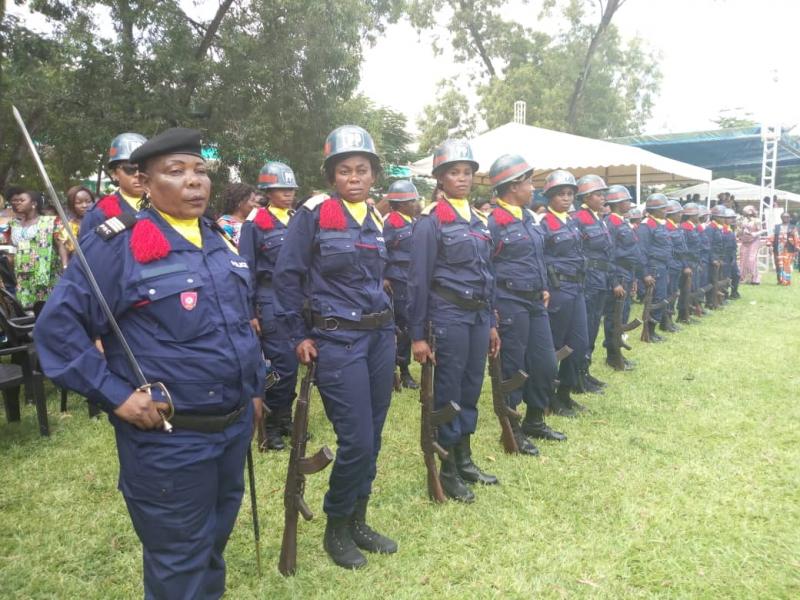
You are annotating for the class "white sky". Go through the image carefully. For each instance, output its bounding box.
[359,0,800,135]
[8,0,799,137]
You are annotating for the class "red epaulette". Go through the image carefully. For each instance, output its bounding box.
[722,225,730,233]
[665,220,677,231]
[543,212,563,231]
[491,206,516,226]
[97,194,123,219]
[254,207,274,230]
[680,221,695,231]
[130,219,170,263]
[574,209,595,225]
[697,223,706,232]
[708,221,719,229]
[385,211,407,229]
[319,198,347,230]
[645,217,658,229]
[434,201,457,224]
[608,213,624,227]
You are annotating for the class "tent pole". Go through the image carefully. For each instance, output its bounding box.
[636,164,641,207]
[707,180,712,208]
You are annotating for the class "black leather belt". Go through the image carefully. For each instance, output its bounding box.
[498,280,544,301]
[432,282,488,311]
[586,258,612,272]
[615,259,637,272]
[555,272,585,284]
[312,309,393,331]
[170,403,247,433]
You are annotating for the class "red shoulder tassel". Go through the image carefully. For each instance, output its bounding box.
[130,219,171,263]
[385,211,406,229]
[575,210,594,225]
[254,208,274,230]
[609,213,623,226]
[98,194,122,219]
[543,213,562,231]
[492,207,515,226]
[646,217,658,229]
[434,201,457,224]
[319,198,347,230]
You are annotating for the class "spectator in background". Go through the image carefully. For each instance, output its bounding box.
[737,205,762,285]
[474,199,492,216]
[771,212,798,285]
[216,182,258,246]
[9,189,63,308]
[56,185,95,267]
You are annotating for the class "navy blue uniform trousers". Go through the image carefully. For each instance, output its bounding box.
[547,283,588,388]
[649,264,668,322]
[116,407,252,600]
[257,294,298,411]
[390,280,412,368]
[602,276,633,349]
[315,327,394,518]
[497,300,557,410]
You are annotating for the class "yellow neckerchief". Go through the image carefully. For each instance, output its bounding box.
[343,199,383,229]
[156,209,202,248]
[650,216,666,225]
[497,198,522,220]
[119,191,140,210]
[547,207,568,223]
[445,197,472,222]
[269,206,291,225]
[667,218,678,227]
[398,212,412,223]
[580,203,600,219]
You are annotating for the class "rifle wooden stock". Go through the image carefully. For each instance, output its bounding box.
[488,354,526,455]
[555,345,573,361]
[420,324,460,503]
[278,362,333,576]
[640,283,655,342]
[678,271,692,321]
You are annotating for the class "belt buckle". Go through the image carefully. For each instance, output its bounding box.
[324,317,340,331]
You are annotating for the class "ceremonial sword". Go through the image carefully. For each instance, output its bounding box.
[11,105,174,431]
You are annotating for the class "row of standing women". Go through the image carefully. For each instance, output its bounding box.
[34,122,744,599]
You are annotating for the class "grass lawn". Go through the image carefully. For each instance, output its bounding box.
[1,281,799,599]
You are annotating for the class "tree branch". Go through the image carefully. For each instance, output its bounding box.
[457,0,496,78]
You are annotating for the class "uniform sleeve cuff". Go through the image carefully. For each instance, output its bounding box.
[410,324,425,342]
[92,375,135,413]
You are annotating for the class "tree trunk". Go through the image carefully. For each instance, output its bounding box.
[458,0,496,79]
[566,0,626,132]
[181,0,235,109]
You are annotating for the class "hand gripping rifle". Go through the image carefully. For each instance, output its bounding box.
[278,361,334,576]
[420,323,460,502]
[608,296,641,370]
[488,354,527,454]
[11,106,174,429]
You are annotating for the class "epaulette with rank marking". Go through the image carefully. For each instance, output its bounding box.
[95,213,137,241]
[420,201,438,216]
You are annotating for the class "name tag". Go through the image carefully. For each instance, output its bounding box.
[230,259,248,269]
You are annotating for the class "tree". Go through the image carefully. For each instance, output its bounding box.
[416,81,478,155]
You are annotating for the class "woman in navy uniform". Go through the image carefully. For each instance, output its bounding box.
[407,139,500,504]
[487,154,565,456]
[662,200,687,333]
[239,161,300,451]
[538,170,589,417]
[80,132,147,237]
[678,202,702,321]
[35,128,264,599]
[638,194,673,341]
[273,125,397,570]
[383,179,421,390]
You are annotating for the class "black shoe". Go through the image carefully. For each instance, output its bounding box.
[581,374,604,395]
[324,516,367,569]
[570,397,589,413]
[439,449,475,503]
[509,419,540,455]
[260,412,285,452]
[522,409,567,441]
[551,386,578,418]
[730,290,741,299]
[349,497,397,554]
[400,370,419,390]
[584,372,606,388]
[648,322,665,342]
[606,353,634,372]
[623,357,636,370]
[453,436,499,485]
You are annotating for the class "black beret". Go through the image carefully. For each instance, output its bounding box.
[130,127,203,167]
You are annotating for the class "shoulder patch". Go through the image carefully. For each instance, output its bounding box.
[130,219,171,263]
[319,198,347,230]
[574,209,594,225]
[302,193,329,211]
[95,212,137,241]
[97,194,122,219]
[491,206,516,227]
[385,211,406,229]
[421,201,438,216]
[253,207,275,230]
[543,213,563,231]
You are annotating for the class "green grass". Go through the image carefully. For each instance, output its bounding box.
[1,282,799,599]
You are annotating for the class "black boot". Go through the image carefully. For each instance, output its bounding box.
[399,365,419,390]
[579,369,604,395]
[522,407,567,441]
[260,410,285,451]
[648,321,665,342]
[453,436,499,485]
[550,385,577,418]
[349,497,397,554]
[509,418,540,455]
[659,314,679,333]
[324,515,367,569]
[439,448,475,503]
[606,350,633,372]
[584,370,606,388]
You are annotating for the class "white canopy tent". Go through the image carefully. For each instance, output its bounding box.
[410,122,712,202]
[670,177,800,206]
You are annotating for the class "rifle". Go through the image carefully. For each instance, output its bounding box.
[420,323,460,503]
[640,283,655,342]
[608,296,641,369]
[709,263,723,309]
[488,354,527,454]
[278,362,334,576]
[677,270,693,322]
[555,345,573,361]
